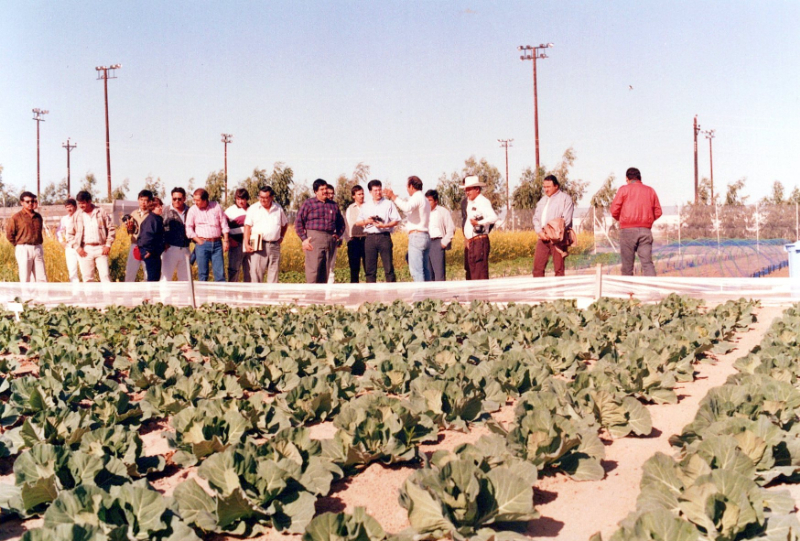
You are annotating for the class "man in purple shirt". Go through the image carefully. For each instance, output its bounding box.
[185,188,230,281]
[295,178,345,283]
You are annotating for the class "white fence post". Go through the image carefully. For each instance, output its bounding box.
[185,252,197,309]
[594,263,603,300]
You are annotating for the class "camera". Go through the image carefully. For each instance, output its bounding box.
[472,208,486,235]
[370,215,385,224]
[121,214,132,224]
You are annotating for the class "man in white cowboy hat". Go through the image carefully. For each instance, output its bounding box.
[461,175,497,280]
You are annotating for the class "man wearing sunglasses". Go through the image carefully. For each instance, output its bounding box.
[161,187,191,281]
[6,191,47,282]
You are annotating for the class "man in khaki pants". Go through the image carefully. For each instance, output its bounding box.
[6,191,47,282]
[68,191,117,282]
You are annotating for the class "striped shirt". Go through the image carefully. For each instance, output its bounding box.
[185,201,230,240]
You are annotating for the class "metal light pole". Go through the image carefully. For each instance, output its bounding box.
[221,133,232,205]
[62,138,77,196]
[32,109,49,199]
[498,139,513,217]
[693,115,701,205]
[518,43,553,171]
[703,129,715,203]
[96,64,122,201]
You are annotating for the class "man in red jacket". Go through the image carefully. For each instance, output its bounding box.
[610,167,662,276]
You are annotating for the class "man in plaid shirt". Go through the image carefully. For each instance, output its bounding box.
[295,178,345,283]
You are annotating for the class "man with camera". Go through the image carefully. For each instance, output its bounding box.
[123,190,153,281]
[532,175,574,277]
[462,175,497,280]
[356,179,401,283]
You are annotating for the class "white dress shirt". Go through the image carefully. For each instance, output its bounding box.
[244,202,288,242]
[463,193,498,239]
[429,206,456,246]
[357,198,402,234]
[393,190,430,232]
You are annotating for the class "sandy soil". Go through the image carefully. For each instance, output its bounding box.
[0,305,787,541]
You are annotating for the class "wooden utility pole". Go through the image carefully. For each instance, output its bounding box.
[498,139,513,216]
[62,138,77,196]
[32,108,49,199]
[221,133,232,205]
[518,43,553,171]
[95,64,121,201]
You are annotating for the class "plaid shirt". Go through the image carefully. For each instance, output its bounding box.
[295,197,345,241]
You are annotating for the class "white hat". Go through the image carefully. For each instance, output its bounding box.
[461,175,486,189]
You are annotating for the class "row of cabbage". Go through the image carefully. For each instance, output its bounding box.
[0,295,756,540]
[597,304,800,541]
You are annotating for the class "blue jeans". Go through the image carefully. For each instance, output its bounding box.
[194,240,226,282]
[407,232,431,282]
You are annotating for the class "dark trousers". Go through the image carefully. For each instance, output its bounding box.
[347,237,366,283]
[427,238,446,281]
[465,235,490,280]
[533,238,566,277]
[365,233,395,283]
[143,253,162,282]
[620,227,656,276]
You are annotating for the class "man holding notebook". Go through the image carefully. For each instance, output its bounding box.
[243,185,288,283]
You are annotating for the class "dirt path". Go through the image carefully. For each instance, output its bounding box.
[526,304,785,540]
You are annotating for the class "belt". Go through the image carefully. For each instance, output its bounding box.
[407,230,428,235]
[431,237,442,240]
[468,234,488,241]
[198,237,221,242]
[84,242,102,246]
[367,232,391,235]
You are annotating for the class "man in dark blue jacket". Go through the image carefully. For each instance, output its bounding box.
[138,197,166,282]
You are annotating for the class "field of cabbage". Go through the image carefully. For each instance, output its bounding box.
[1,295,795,540]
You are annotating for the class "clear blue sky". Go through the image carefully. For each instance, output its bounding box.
[2,1,798,206]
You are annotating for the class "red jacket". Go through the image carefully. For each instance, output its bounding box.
[610,181,662,229]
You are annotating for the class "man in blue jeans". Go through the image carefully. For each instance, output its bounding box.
[185,188,230,281]
[385,176,431,282]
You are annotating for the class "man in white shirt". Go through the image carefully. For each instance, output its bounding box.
[385,176,431,282]
[243,185,288,283]
[424,189,456,281]
[462,175,498,280]
[355,179,401,283]
[225,188,250,282]
[56,198,81,283]
[343,185,366,283]
[532,175,575,277]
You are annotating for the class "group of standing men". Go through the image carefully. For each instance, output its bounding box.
[6,166,661,284]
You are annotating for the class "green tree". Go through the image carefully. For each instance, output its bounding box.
[78,172,100,201]
[291,181,312,211]
[434,171,463,211]
[333,162,370,210]
[0,165,19,207]
[142,175,166,199]
[512,148,588,210]
[205,170,226,204]
[789,186,800,205]
[724,178,748,206]
[39,179,69,205]
[760,180,785,205]
[268,162,294,210]
[110,178,130,201]
[239,167,269,204]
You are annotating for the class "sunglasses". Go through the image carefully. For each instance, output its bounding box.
[22,199,36,204]
[172,197,185,201]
